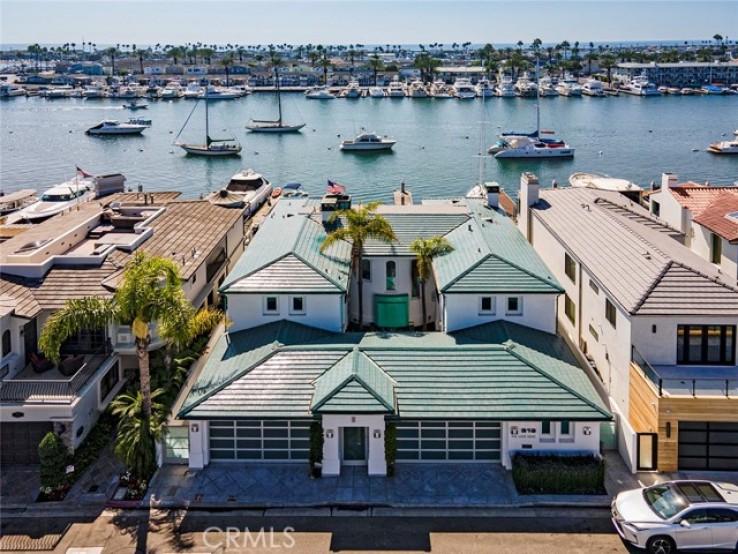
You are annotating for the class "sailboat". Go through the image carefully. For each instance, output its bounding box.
[174,96,242,156]
[246,67,305,133]
[489,61,574,159]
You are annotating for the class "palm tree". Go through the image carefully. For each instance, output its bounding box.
[368,54,384,85]
[104,47,119,78]
[135,49,147,74]
[318,54,332,85]
[167,46,183,66]
[110,388,168,478]
[39,251,195,419]
[320,203,397,329]
[599,54,617,85]
[409,236,453,331]
[220,54,234,85]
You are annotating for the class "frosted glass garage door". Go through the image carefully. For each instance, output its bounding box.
[209,420,310,461]
[395,420,501,462]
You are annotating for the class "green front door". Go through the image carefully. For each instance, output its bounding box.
[342,427,367,464]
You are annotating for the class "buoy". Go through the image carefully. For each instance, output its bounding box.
[169,150,174,154]
[254,151,258,155]
[169,131,173,134]
[139,149,143,152]
[692,148,699,152]
[421,146,425,149]
[648,130,653,133]
[598,150,603,155]
[337,134,340,137]
[8,131,12,134]
[312,129,316,132]
[69,130,73,133]
[465,136,469,139]
[327,147,331,150]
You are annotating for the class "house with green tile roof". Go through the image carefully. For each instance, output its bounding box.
[178,193,610,476]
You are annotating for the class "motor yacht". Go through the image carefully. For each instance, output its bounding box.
[7,180,93,222]
[340,132,396,151]
[0,189,37,216]
[569,172,643,202]
[430,80,453,98]
[555,73,583,96]
[538,76,558,97]
[183,83,202,99]
[368,86,385,98]
[341,79,362,98]
[408,79,429,98]
[305,86,336,99]
[495,75,516,97]
[621,73,660,96]
[160,81,184,99]
[200,86,239,100]
[386,77,407,98]
[86,120,148,135]
[452,78,477,99]
[206,169,272,215]
[83,85,107,99]
[514,72,538,97]
[708,139,738,154]
[45,85,74,99]
[582,78,605,97]
[491,134,574,158]
[0,84,26,97]
[475,78,495,98]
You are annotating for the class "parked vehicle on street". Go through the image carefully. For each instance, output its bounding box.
[611,480,738,554]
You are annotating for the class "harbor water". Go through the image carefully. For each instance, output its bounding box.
[1,93,736,201]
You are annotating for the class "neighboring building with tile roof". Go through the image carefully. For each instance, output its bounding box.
[648,173,738,280]
[0,196,249,465]
[177,191,609,477]
[518,173,738,474]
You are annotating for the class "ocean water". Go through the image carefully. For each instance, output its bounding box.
[1,93,736,202]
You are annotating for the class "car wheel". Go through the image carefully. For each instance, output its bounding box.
[646,536,676,554]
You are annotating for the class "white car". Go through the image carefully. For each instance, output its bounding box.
[612,480,738,554]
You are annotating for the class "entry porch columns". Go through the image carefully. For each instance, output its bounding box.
[321,414,387,476]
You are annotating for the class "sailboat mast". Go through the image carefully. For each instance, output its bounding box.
[535,60,541,137]
[275,66,283,125]
[205,94,209,143]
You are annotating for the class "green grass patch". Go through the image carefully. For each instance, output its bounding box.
[512,453,605,495]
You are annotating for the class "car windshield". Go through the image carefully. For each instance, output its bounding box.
[644,484,688,519]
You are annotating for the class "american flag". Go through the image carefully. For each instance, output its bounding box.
[327,179,346,194]
[76,166,93,178]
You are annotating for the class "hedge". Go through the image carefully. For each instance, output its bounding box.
[512,453,605,495]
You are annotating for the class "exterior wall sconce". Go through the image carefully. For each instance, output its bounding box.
[583,426,592,435]
[666,422,671,438]
[351,416,356,423]
[325,429,334,439]
[191,423,199,433]
[373,430,382,439]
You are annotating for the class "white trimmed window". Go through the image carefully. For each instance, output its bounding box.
[540,420,555,443]
[559,420,575,443]
[479,296,496,315]
[289,296,306,315]
[263,296,279,315]
[506,296,523,315]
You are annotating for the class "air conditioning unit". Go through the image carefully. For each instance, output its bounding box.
[116,331,132,344]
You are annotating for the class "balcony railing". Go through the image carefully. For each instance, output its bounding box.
[632,346,737,399]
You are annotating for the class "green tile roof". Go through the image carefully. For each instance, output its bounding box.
[311,349,396,413]
[361,213,470,256]
[180,321,610,421]
[221,199,351,294]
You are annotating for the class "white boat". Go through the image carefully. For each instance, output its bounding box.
[161,81,184,99]
[86,120,148,135]
[708,139,738,155]
[0,84,26,97]
[537,76,557,97]
[207,169,272,215]
[340,132,396,151]
[680,87,696,95]
[582,78,605,97]
[7,180,93,222]
[126,117,152,126]
[305,86,336,100]
[475,78,495,98]
[246,66,305,133]
[495,74,516,97]
[200,86,239,100]
[408,79,429,98]
[341,79,362,98]
[116,85,143,99]
[368,86,385,98]
[122,99,148,110]
[183,83,202,99]
[46,85,74,99]
[452,78,477,99]
[431,80,453,98]
[491,63,574,159]
[569,172,643,201]
[514,72,538,97]
[83,84,107,99]
[668,87,681,95]
[555,73,583,96]
[386,77,407,98]
[0,189,37,216]
[174,96,242,156]
[621,73,660,96]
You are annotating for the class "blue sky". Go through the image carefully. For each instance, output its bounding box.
[1,1,734,47]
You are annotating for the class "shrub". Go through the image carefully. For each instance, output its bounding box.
[38,432,68,488]
[309,421,324,477]
[512,453,605,495]
[384,422,397,477]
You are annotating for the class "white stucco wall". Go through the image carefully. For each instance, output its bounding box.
[0,314,27,379]
[443,293,557,333]
[501,420,602,469]
[321,414,387,476]
[649,186,688,234]
[693,224,738,281]
[226,293,345,333]
[188,420,210,470]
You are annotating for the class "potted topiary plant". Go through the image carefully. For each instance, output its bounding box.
[309,421,324,478]
[384,422,397,477]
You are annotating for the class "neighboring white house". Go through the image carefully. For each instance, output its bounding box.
[0,194,248,465]
[177,192,610,476]
[649,173,738,281]
[517,172,738,473]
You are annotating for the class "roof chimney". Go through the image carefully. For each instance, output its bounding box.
[520,172,539,206]
[662,172,678,189]
[485,183,500,209]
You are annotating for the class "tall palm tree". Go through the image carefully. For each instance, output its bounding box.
[369,53,384,85]
[599,54,617,84]
[104,47,119,78]
[135,49,147,74]
[320,203,397,329]
[220,54,235,85]
[409,237,453,330]
[39,251,195,419]
[318,54,332,85]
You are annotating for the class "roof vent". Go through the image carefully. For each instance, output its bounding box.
[468,224,473,232]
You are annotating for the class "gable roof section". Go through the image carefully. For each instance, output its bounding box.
[311,349,396,413]
[691,193,738,243]
[360,212,470,256]
[435,203,561,294]
[221,199,351,293]
[668,185,738,215]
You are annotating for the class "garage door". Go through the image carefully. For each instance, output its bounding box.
[678,421,738,470]
[0,422,54,466]
[395,420,501,462]
[209,420,310,462]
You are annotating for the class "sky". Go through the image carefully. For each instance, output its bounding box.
[1,0,735,47]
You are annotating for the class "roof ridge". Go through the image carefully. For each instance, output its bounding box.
[440,252,492,293]
[593,197,670,260]
[632,260,674,314]
[290,250,346,291]
[595,197,683,236]
[220,251,294,291]
[504,344,611,420]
